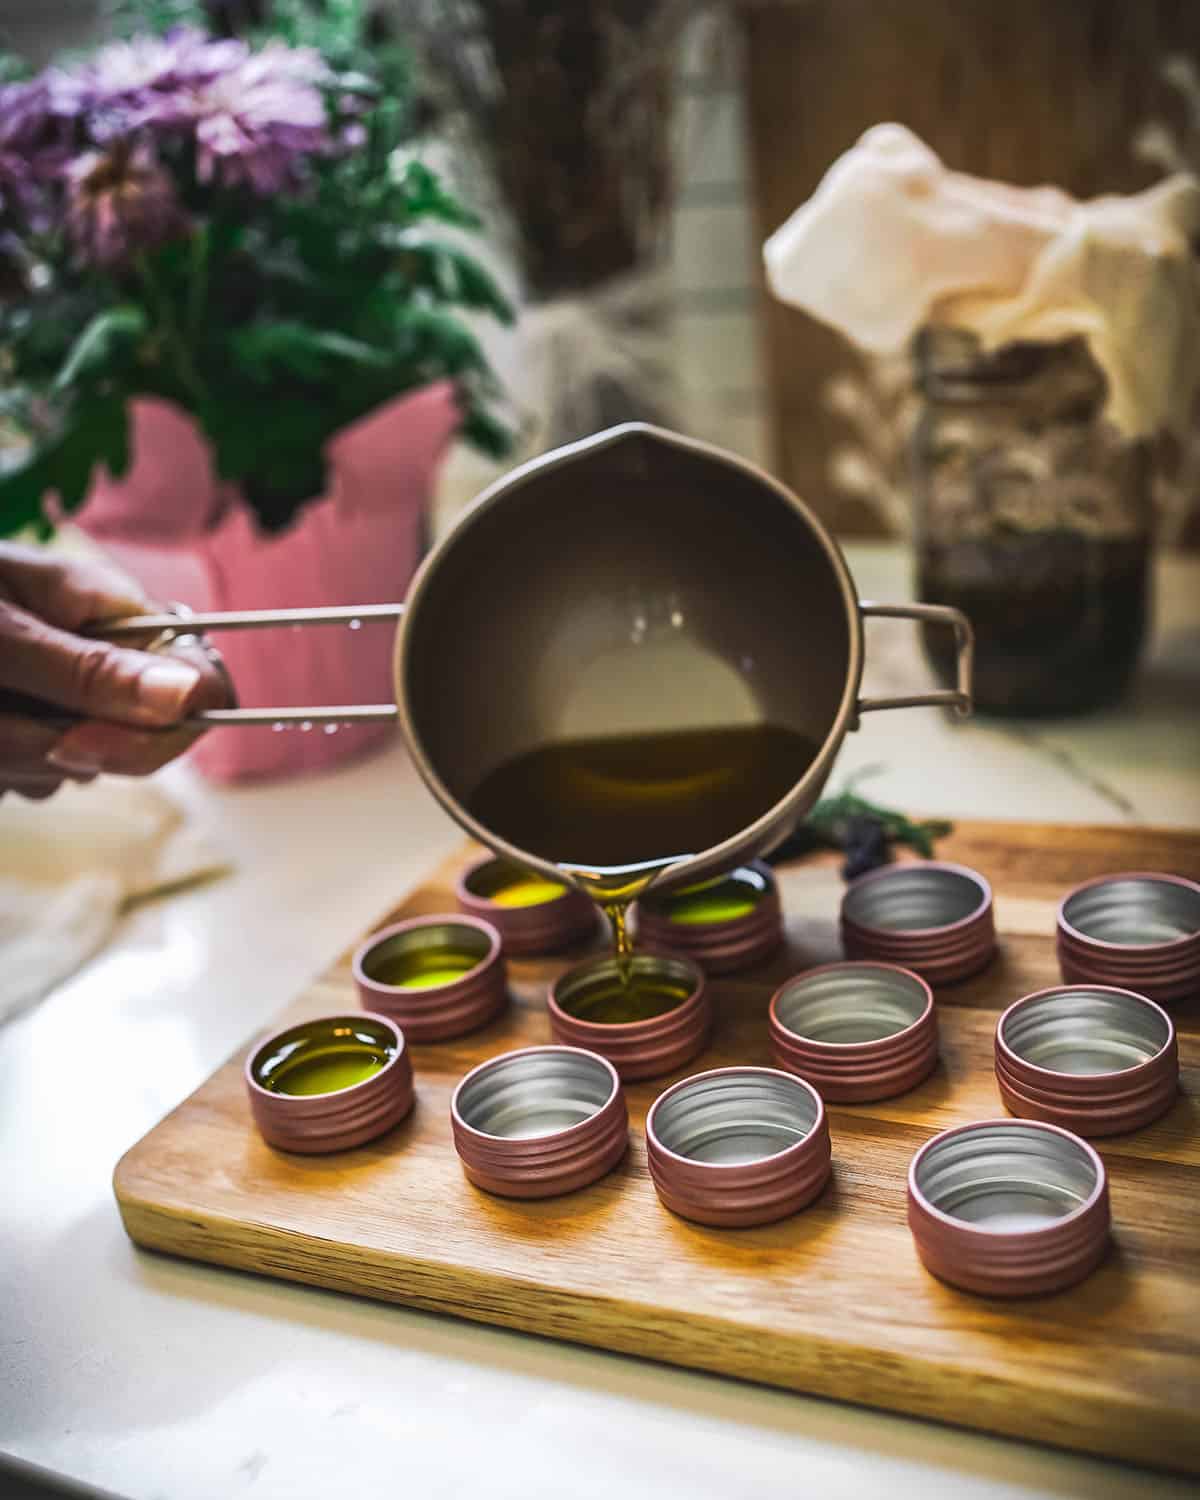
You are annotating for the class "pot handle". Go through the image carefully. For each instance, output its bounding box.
[856,601,974,719]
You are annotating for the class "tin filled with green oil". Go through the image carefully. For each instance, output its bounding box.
[253,1017,396,1097]
[553,953,699,1025]
[635,862,782,974]
[359,921,492,991]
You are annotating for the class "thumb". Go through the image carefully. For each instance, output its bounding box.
[0,600,202,726]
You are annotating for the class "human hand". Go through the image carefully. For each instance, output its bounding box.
[0,542,230,799]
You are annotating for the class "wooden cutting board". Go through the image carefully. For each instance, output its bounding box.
[114,821,1200,1476]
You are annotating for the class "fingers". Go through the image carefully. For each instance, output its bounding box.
[0,597,205,727]
[0,541,148,632]
[45,639,231,778]
[0,713,93,800]
[0,773,77,801]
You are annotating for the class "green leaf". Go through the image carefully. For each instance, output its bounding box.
[53,305,148,394]
[458,402,515,461]
[229,321,388,384]
[393,304,488,377]
[0,396,129,537]
[397,161,483,230]
[385,228,515,323]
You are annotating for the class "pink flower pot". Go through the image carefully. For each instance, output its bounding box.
[75,383,460,781]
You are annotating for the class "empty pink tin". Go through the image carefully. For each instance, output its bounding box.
[1057,872,1200,1007]
[841,861,995,986]
[645,1067,832,1228]
[245,1012,414,1154]
[633,862,783,973]
[455,854,597,955]
[995,984,1178,1137]
[547,952,711,1081]
[769,961,938,1103]
[907,1119,1110,1297]
[353,914,507,1042]
[450,1045,628,1198]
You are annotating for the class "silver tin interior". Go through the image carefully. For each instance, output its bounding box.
[1062,878,1200,947]
[843,866,985,931]
[362,920,490,982]
[555,952,699,1012]
[653,1070,818,1166]
[914,1123,1098,1232]
[775,964,927,1044]
[456,1049,614,1139]
[1002,988,1170,1075]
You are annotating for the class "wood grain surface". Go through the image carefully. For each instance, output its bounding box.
[114,821,1200,1475]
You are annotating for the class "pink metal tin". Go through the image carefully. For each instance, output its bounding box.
[907,1118,1110,1297]
[995,985,1178,1138]
[353,914,507,1042]
[245,1012,414,1154]
[454,854,598,955]
[645,1067,832,1228]
[633,862,784,974]
[1056,872,1200,1007]
[547,952,711,1081]
[450,1045,628,1199]
[841,861,996,986]
[769,961,938,1103]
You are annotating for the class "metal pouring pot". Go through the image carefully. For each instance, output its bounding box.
[109,425,973,897]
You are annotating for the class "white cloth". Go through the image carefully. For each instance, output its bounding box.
[763,123,1200,438]
[0,777,230,1023]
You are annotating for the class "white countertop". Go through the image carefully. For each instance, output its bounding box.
[2,544,1198,1500]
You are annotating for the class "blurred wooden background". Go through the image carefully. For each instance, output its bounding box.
[737,0,1200,534]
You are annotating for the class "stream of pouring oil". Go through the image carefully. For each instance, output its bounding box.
[467,725,818,1013]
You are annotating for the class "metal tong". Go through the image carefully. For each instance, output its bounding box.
[99,603,405,726]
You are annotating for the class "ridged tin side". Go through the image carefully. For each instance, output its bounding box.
[995,985,1178,1137]
[353,915,507,1041]
[455,855,598,955]
[907,1119,1110,1297]
[841,861,995,985]
[450,1045,628,1199]
[769,962,938,1102]
[548,953,711,1081]
[645,1067,831,1228]
[245,1012,415,1154]
[1056,872,1200,1006]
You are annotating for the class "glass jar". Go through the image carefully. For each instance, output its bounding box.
[912,328,1152,717]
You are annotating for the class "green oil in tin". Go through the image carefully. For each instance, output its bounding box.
[477,868,570,908]
[557,958,695,1025]
[255,1020,394,1097]
[367,950,481,989]
[658,869,765,926]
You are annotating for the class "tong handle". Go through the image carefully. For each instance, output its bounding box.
[98,602,405,636]
[93,602,404,726]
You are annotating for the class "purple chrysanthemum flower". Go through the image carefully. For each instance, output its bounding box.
[0,77,71,228]
[55,29,337,193]
[189,41,335,193]
[66,139,186,268]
